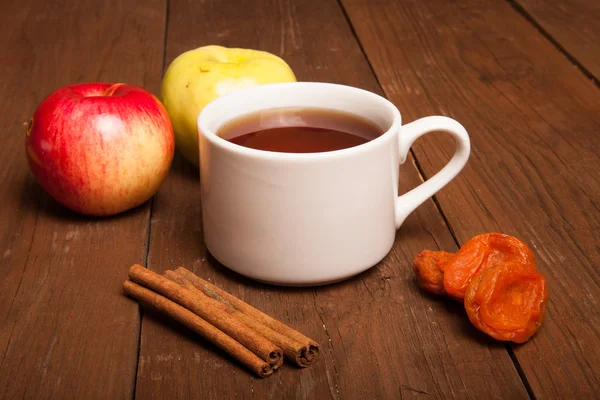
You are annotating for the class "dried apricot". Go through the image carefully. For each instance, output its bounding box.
[464,263,548,343]
[412,250,453,295]
[443,233,536,301]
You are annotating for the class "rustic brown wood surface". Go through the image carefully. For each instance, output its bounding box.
[1,0,598,398]
[134,0,531,399]
[341,0,600,398]
[514,0,600,80]
[0,0,166,398]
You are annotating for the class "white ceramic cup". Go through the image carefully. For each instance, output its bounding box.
[197,82,470,286]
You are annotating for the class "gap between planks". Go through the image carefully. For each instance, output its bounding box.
[131,1,171,399]
[507,0,599,86]
[335,0,543,398]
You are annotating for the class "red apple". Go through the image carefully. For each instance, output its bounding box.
[25,82,175,216]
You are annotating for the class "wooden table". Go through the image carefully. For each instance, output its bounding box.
[2,0,599,398]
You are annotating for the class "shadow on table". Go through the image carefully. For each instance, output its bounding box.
[417,282,508,347]
[17,171,148,223]
[198,211,510,349]
[202,252,323,296]
[16,174,42,213]
[170,151,200,182]
[139,306,263,371]
[199,214,437,295]
[34,190,150,223]
[19,151,197,224]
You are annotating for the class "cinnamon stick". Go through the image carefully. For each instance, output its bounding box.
[174,267,319,367]
[122,280,272,378]
[128,264,283,369]
[164,270,302,368]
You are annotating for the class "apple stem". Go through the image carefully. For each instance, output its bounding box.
[103,83,126,97]
[26,117,34,137]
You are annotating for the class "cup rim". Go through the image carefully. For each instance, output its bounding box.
[197,81,402,161]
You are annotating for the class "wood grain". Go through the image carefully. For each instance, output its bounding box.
[137,0,529,398]
[0,0,166,398]
[341,0,600,397]
[514,0,600,80]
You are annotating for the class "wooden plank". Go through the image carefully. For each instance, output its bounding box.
[340,0,600,398]
[0,0,166,398]
[514,0,600,80]
[137,0,529,398]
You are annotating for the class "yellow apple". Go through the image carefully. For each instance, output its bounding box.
[160,45,297,166]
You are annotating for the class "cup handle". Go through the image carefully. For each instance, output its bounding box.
[395,116,470,228]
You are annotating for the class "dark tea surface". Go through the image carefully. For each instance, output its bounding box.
[218,107,383,153]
